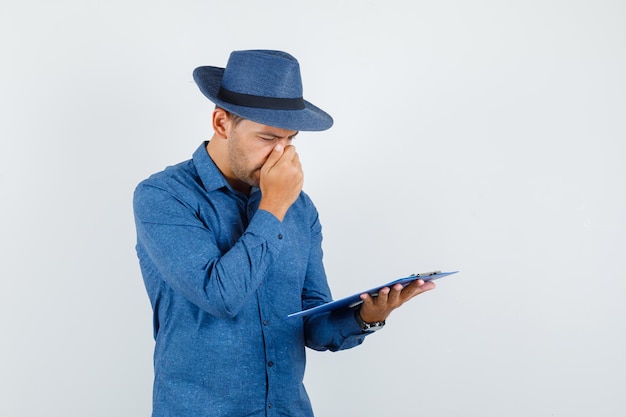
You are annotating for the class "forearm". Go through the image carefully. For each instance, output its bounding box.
[199,213,283,317]
[137,207,284,318]
[303,308,367,352]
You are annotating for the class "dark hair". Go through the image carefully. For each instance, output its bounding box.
[216,106,245,126]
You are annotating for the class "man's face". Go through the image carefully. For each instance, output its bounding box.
[226,118,298,188]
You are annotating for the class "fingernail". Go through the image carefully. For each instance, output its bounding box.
[275,144,283,152]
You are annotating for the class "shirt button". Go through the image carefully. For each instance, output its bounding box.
[263,320,269,326]
[268,403,273,409]
[277,233,283,240]
[268,361,274,367]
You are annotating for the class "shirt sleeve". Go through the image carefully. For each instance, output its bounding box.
[133,180,285,319]
[300,205,370,351]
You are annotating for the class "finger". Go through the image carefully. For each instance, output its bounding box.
[387,283,403,305]
[404,279,425,294]
[359,292,374,307]
[419,281,436,293]
[402,279,436,301]
[290,148,301,166]
[375,287,390,305]
[413,279,436,293]
[278,145,298,165]
[291,151,303,177]
[263,144,285,170]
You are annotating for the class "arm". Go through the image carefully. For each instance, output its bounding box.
[301,276,436,351]
[298,207,436,349]
[134,143,303,318]
[300,210,367,352]
[134,182,284,319]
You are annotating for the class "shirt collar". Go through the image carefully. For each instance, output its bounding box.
[192,141,229,193]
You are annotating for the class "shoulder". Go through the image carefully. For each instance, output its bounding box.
[133,159,202,214]
[136,157,202,193]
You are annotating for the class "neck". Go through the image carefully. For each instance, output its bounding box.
[206,139,251,195]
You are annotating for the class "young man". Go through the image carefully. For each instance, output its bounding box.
[133,50,435,416]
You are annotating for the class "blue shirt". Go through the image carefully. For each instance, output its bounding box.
[133,142,367,417]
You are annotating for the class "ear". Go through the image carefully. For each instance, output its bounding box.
[212,108,230,139]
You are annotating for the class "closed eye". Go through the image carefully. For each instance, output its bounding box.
[259,136,277,142]
[258,133,298,142]
[257,132,298,142]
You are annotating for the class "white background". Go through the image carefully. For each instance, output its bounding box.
[1,1,625,416]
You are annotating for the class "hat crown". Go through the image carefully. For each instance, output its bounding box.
[221,50,303,99]
[192,49,333,131]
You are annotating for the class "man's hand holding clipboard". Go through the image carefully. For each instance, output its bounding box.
[288,271,458,319]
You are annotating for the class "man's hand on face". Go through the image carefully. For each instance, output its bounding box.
[258,144,304,221]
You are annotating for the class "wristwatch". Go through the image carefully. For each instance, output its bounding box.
[354,308,385,332]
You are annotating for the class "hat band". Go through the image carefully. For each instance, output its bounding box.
[218,86,305,110]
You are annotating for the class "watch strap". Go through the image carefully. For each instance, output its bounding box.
[354,307,385,332]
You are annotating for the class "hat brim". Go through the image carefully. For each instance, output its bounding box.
[193,66,333,132]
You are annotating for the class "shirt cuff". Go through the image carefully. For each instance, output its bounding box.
[246,209,285,251]
[332,306,368,336]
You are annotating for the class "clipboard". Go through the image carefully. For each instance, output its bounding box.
[287,270,459,318]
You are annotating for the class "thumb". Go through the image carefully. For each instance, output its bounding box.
[264,144,284,169]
